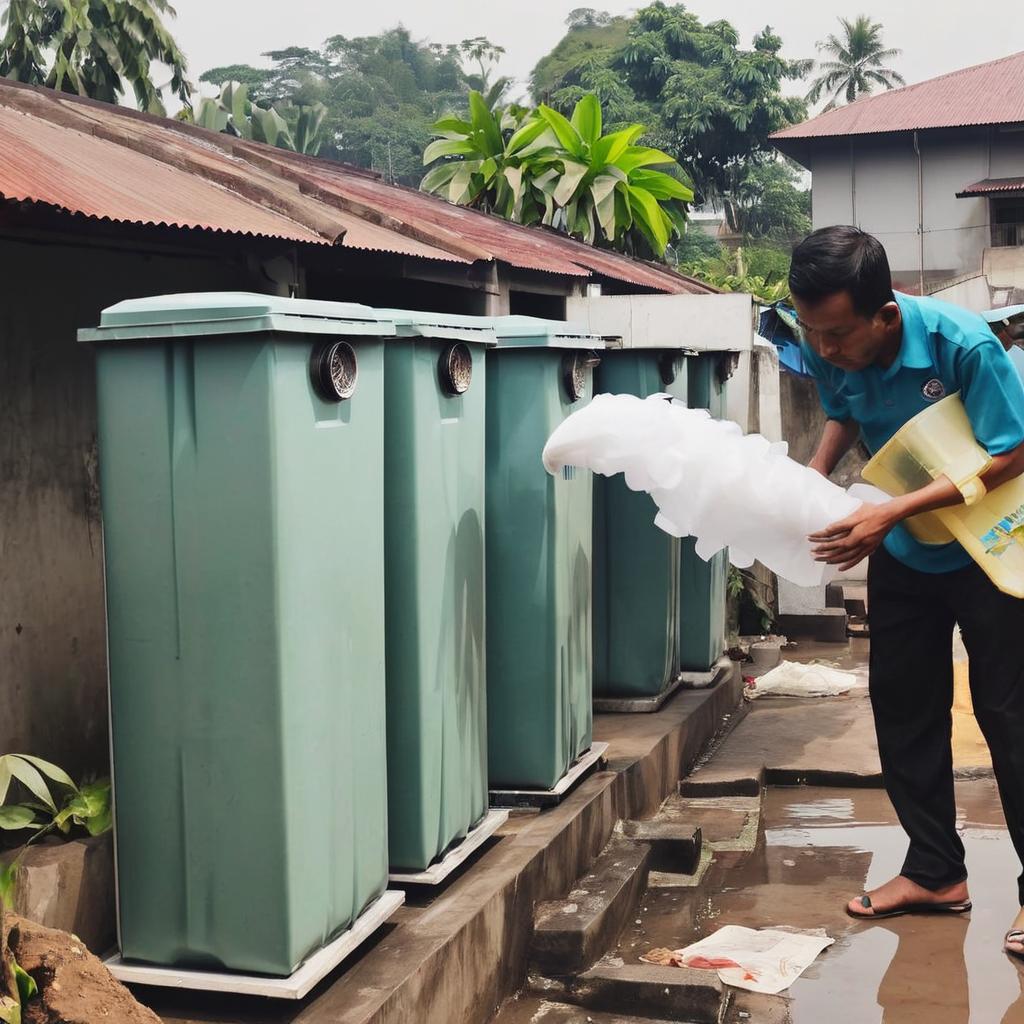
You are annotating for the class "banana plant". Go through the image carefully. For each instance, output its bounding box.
[421,91,694,258]
[197,82,326,156]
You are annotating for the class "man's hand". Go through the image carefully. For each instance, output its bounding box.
[809,502,899,571]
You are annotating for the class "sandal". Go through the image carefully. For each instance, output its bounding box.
[847,893,972,920]
[1006,930,1024,961]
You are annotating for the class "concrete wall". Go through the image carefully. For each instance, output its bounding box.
[808,126,1015,283]
[0,236,257,779]
[727,340,782,441]
[929,273,994,313]
[779,370,867,489]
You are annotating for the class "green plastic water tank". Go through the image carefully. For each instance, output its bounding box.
[679,352,729,672]
[377,310,494,871]
[80,293,393,975]
[593,348,686,698]
[483,316,603,790]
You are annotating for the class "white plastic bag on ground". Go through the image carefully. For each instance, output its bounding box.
[746,660,857,699]
[641,924,834,994]
[542,394,888,588]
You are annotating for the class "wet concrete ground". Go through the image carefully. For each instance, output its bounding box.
[617,783,1024,1024]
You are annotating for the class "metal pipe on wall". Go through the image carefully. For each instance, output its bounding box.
[914,130,925,296]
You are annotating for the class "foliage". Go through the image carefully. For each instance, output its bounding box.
[0,0,191,115]
[681,245,790,303]
[670,227,724,265]
[196,82,327,155]
[199,28,503,184]
[0,755,112,909]
[806,16,905,111]
[421,91,693,258]
[722,159,810,241]
[531,3,811,205]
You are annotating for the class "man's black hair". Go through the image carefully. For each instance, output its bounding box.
[789,226,895,319]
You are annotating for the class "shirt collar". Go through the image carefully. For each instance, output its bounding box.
[886,293,934,378]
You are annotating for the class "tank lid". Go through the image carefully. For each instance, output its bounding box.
[78,292,397,342]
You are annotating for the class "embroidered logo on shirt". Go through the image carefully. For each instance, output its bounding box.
[921,378,946,401]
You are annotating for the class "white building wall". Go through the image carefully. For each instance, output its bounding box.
[806,126,1019,282]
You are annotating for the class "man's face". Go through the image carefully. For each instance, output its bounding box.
[793,290,901,371]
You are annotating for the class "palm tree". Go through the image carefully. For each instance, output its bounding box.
[806,16,905,111]
[0,0,191,116]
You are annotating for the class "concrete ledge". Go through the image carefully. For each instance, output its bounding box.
[777,609,848,643]
[561,964,725,1023]
[617,819,701,874]
[145,668,744,1024]
[531,837,650,975]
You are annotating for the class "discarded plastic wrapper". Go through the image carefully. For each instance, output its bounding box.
[746,660,857,699]
[641,924,835,994]
[542,394,887,588]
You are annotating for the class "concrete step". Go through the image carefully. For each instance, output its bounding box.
[556,962,725,1024]
[721,989,791,1023]
[530,837,651,976]
[616,818,701,873]
[504,999,685,1024]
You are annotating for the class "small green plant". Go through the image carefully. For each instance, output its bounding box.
[0,755,111,909]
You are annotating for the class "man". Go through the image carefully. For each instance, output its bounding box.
[790,226,1024,959]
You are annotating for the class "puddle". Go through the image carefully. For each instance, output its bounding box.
[617,783,1024,1023]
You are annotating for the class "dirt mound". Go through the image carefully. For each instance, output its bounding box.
[7,914,159,1024]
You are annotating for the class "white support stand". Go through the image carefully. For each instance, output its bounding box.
[104,890,405,1000]
[489,742,610,809]
[389,809,509,885]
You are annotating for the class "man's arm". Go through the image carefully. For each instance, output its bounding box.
[808,418,861,478]
[811,439,1024,570]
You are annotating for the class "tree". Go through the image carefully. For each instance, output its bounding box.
[0,0,191,115]
[421,92,693,259]
[566,9,612,29]
[458,35,509,107]
[531,4,811,206]
[200,27,478,185]
[722,159,810,241]
[196,82,327,156]
[806,16,905,111]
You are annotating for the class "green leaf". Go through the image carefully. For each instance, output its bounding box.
[0,995,20,1024]
[591,175,619,238]
[16,757,75,791]
[431,116,473,136]
[467,90,502,155]
[532,167,561,197]
[503,166,524,206]
[0,807,37,831]
[448,165,475,205]
[617,147,679,174]
[0,860,17,909]
[422,138,478,165]
[479,157,498,183]
[592,125,644,169]
[628,169,694,202]
[4,758,54,813]
[420,163,459,194]
[537,104,585,159]
[628,185,670,255]
[570,94,602,146]
[505,118,548,155]
[0,761,10,807]
[553,159,589,207]
[14,964,36,1004]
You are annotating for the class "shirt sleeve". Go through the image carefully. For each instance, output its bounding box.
[959,335,1024,455]
[800,343,853,422]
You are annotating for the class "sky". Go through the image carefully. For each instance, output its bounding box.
[167,0,1024,104]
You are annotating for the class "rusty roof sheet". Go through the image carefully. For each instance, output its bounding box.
[957,176,1024,197]
[0,78,711,293]
[773,51,1024,144]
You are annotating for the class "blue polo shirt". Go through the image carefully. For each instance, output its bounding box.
[802,292,1024,572]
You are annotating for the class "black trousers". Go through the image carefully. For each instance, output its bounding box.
[868,545,1024,905]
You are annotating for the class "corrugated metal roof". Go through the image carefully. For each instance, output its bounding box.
[0,78,711,295]
[956,176,1024,198]
[772,50,1024,143]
